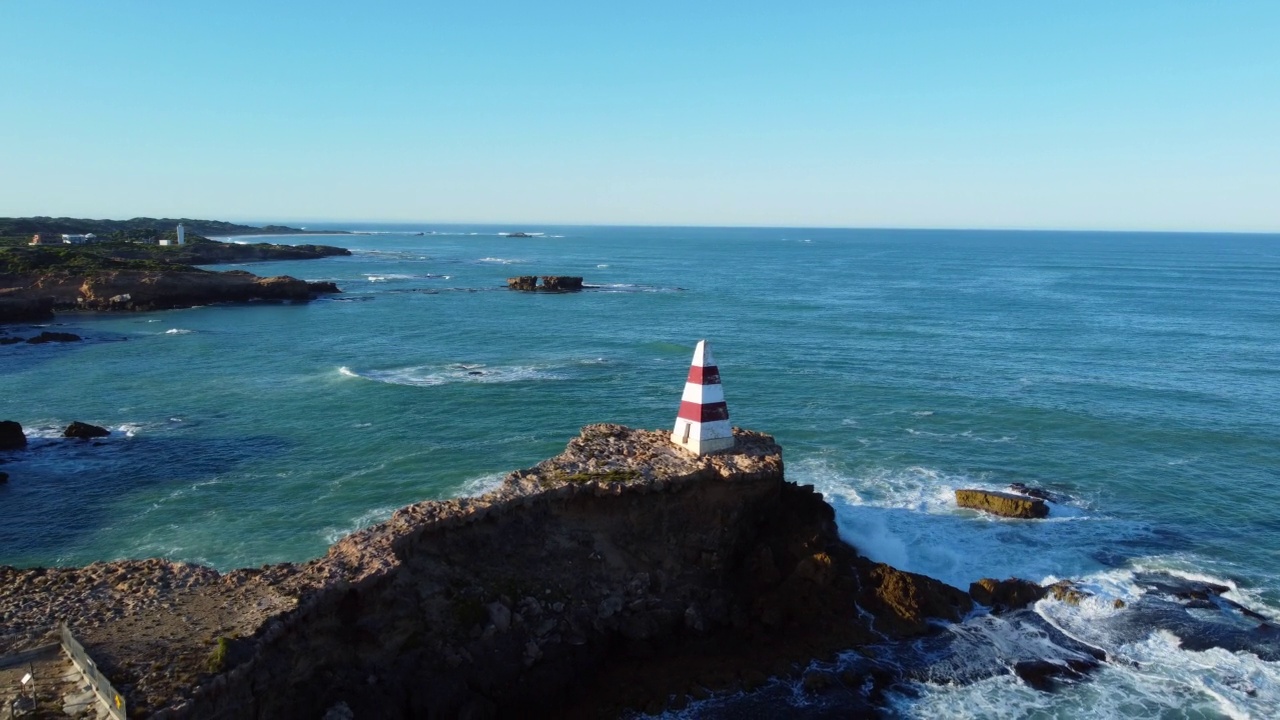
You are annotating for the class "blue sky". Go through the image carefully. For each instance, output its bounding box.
[2,1,1277,231]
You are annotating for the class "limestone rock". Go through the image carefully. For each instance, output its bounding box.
[64,421,110,439]
[861,563,974,636]
[969,577,1046,611]
[955,488,1048,519]
[0,420,26,450]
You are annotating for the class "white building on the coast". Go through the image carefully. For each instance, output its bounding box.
[160,224,186,246]
[60,233,98,244]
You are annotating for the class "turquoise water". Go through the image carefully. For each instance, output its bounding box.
[3,226,1279,716]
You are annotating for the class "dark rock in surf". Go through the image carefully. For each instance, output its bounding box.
[0,471,8,483]
[307,281,341,295]
[507,232,532,238]
[1008,482,1061,502]
[860,563,974,636]
[26,331,82,344]
[0,420,26,450]
[64,421,110,439]
[1013,658,1098,691]
[969,577,1047,611]
[955,488,1048,519]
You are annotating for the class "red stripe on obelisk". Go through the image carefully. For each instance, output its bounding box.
[677,401,729,422]
[686,365,721,385]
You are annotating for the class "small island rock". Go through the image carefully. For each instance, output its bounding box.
[26,331,82,344]
[956,488,1049,519]
[506,275,584,292]
[64,421,110,439]
[0,420,26,450]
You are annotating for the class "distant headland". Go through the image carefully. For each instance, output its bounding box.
[0,217,352,324]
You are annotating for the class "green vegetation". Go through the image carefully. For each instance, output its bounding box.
[0,246,201,275]
[538,468,642,489]
[207,636,231,673]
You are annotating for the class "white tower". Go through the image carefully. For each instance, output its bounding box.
[176,223,186,245]
[671,340,735,455]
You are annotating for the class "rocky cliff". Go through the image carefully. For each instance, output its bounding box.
[0,425,974,718]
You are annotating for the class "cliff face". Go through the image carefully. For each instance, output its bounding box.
[1,425,971,718]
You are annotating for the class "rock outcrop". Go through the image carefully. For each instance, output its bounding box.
[0,420,25,450]
[64,421,110,439]
[506,276,584,292]
[0,425,974,718]
[969,577,1047,611]
[955,488,1049,519]
[25,330,81,344]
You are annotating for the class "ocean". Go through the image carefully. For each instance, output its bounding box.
[2,225,1278,717]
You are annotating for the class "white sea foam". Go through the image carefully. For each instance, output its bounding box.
[115,422,145,437]
[164,328,194,335]
[455,472,507,498]
[365,274,416,282]
[337,363,565,387]
[478,257,524,264]
[320,505,399,545]
[791,457,1106,589]
[597,264,609,268]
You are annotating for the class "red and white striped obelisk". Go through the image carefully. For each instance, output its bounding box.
[671,340,735,455]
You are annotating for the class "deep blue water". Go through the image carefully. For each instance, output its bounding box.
[3,225,1278,717]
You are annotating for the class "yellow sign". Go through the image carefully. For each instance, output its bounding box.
[115,694,123,708]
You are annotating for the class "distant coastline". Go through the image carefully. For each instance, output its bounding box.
[0,217,352,323]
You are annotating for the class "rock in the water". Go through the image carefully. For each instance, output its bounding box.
[64,421,110,439]
[1046,580,1089,606]
[0,471,8,483]
[1013,658,1097,691]
[861,563,974,636]
[25,331,82,344]
[0,420,26,450]
[969,577,1047,611]
[506,275,584,292]
[955,489,1049,519]
[307,281,341,294]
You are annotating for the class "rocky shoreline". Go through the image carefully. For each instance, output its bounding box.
[0,424,1095,718]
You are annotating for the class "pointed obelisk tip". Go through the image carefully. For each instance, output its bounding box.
[671,339,735,455]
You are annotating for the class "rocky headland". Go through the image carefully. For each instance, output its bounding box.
[0,424,1097,718]
[0,242,347,323]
